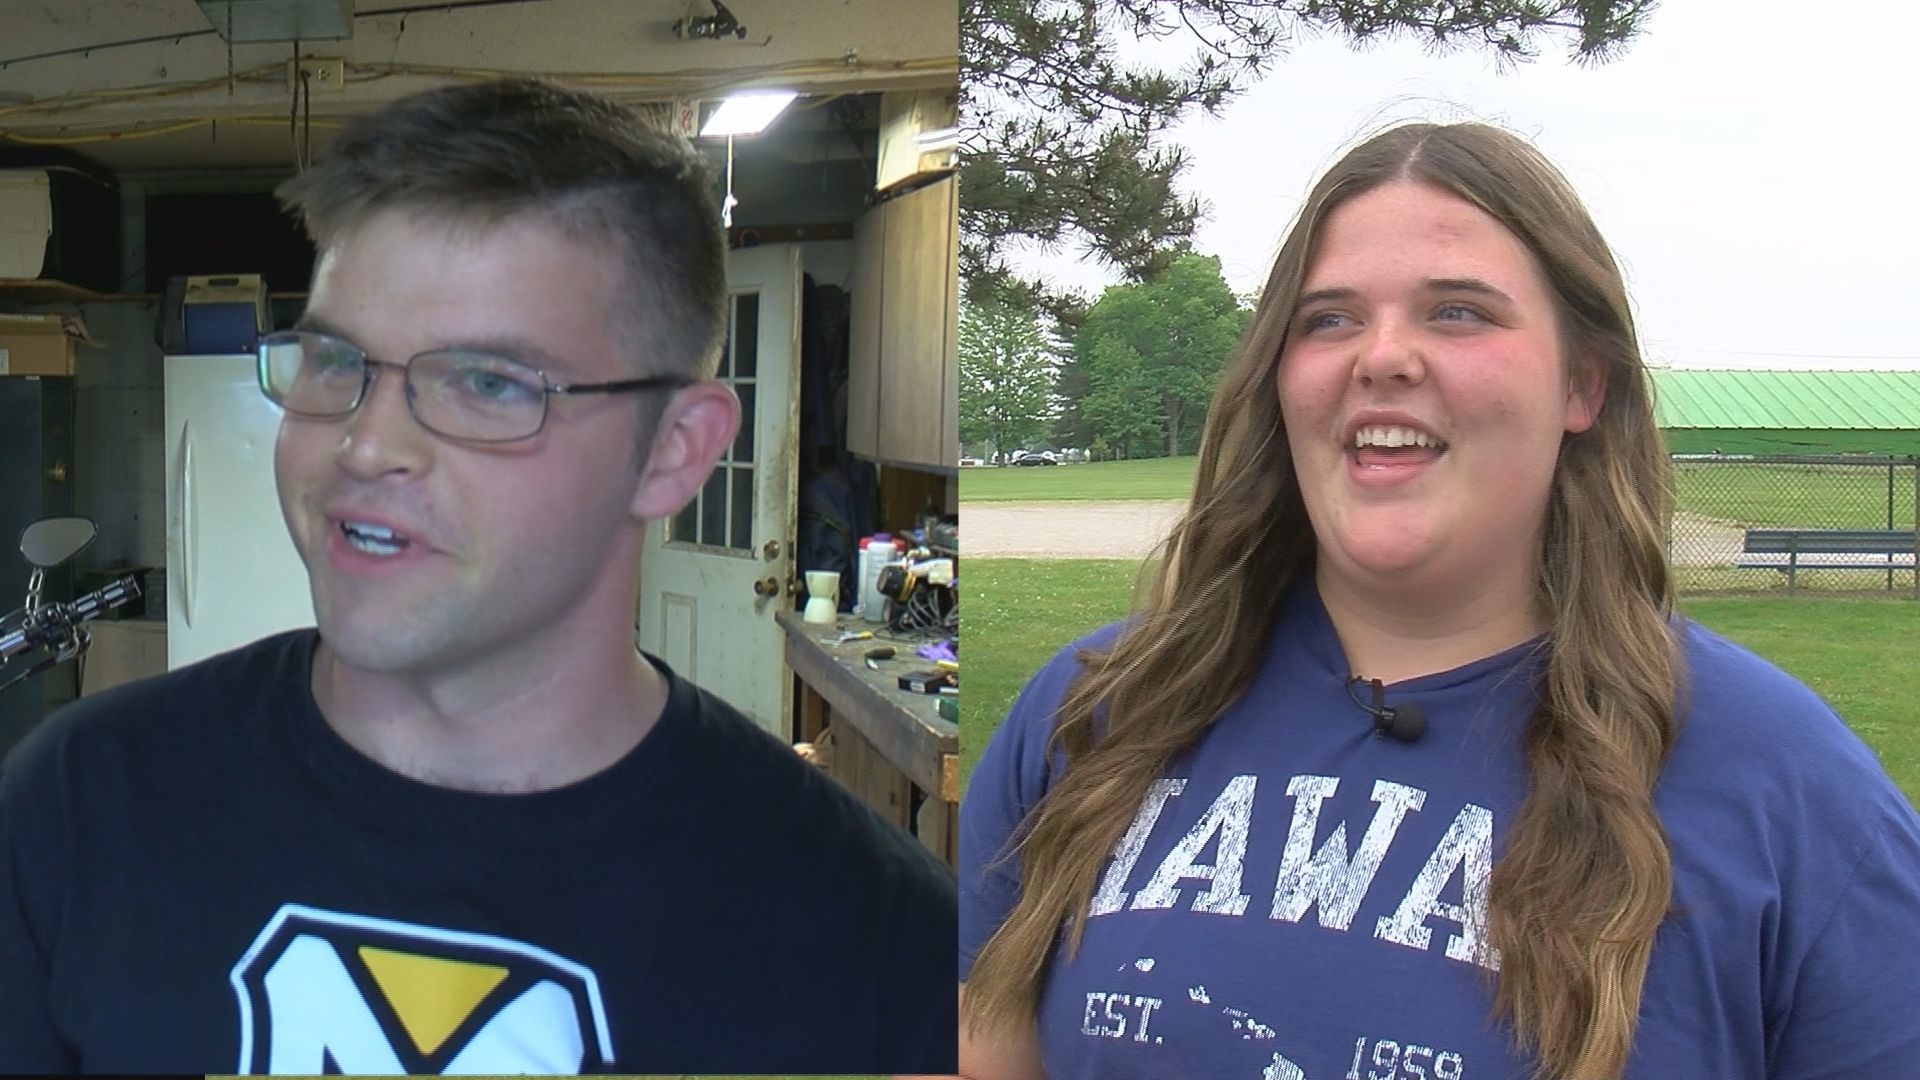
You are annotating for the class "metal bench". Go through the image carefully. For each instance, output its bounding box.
[1736,529,1918,594]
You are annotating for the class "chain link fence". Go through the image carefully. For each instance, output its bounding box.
[1669,455,1919,595]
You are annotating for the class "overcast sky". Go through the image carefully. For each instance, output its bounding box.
[1007,0,1920,370]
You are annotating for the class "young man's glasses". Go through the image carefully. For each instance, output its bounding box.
[257,329,692,444]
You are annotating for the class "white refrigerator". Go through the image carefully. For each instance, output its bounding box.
[163,353,315,669]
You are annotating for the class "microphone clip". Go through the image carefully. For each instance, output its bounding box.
[1347,676,1428,744]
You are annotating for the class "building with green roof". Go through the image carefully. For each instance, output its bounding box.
[1650,369,1920,456]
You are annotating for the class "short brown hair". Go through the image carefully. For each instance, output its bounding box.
[278,78,726,383]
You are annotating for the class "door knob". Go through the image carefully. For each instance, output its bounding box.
[753,576,780,597]
[762,539,780,560]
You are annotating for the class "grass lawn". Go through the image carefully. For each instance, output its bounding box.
[964,456,1920,532]
[962,558,1920,808]
[1674,461,1916,528]
[960,458,1198,503]
[964,559,1143,784]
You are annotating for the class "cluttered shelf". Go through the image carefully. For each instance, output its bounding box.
[776,610,959,865]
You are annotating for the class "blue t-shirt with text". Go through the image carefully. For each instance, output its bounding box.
[960,580,1920,1079]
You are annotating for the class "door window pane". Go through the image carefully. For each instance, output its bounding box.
[731,382,755,463]
[698,469,726,547]
[729,464,754,551]
[733,293,758,378]
[669,502,696,545]
[664,289,760,553]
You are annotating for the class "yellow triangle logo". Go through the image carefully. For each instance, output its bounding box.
[357,946,510,1058]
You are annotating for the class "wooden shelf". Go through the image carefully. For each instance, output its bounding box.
[0,279,154,304]
[0,280,305,306]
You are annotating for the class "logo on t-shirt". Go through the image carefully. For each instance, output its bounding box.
[229,904,613,1074]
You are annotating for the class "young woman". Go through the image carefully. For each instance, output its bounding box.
[959,123,1920,1079]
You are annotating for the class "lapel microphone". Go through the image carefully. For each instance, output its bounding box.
[1347,676,1427,744]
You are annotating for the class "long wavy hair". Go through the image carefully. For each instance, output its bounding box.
[965,123,1681,1079]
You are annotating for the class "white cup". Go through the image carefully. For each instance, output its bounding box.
[803,571,840,624]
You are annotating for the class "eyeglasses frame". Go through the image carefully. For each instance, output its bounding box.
[256,329,695,444]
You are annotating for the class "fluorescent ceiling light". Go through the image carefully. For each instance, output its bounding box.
[915,126,960,151]
[700,91,799,137]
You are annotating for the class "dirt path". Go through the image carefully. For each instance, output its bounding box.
[965,502,1749,566]
[963,500,1186,558]
[1669,510,1745,567]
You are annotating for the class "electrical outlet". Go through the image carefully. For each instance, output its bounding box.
[288,57,345,94]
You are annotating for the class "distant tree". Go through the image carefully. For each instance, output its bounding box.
[1050,349,1094,452]
[961,0,1653,315]
[1074,252,1247,457]
[1077,336,1162,459]
[960,297,1055,460]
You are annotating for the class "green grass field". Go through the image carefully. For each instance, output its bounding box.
[962,558,1920,807]
[964,456,1920,531]
[964,559,1144,783]
[1674,461,1916,528]
[960,458,1199,502]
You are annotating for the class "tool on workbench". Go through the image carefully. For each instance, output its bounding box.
[898,669,957,695]
[863,645,895,670]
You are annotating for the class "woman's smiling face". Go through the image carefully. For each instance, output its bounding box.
[1278,180,1600,590]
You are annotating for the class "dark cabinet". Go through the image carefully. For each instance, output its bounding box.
[0,375,77,758]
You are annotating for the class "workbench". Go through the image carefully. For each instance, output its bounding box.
[775,609,959,867]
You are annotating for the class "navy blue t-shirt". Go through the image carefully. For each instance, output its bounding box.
[961,580,1920,1078]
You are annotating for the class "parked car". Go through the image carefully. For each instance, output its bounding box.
[959,456,985,467]
[1010,450,1058,466]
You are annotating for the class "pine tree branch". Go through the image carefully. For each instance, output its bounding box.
[960,0,1655,322]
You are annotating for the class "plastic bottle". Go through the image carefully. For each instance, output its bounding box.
[862,533,900,623]
[854,538,873,620]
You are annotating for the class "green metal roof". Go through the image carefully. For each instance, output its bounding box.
[1651,369,1920,430]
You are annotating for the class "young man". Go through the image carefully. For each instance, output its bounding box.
[0,79,956,1075]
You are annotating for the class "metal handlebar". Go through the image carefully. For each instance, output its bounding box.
[0,575,143,695]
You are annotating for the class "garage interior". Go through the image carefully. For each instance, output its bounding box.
[0,0,960,855]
